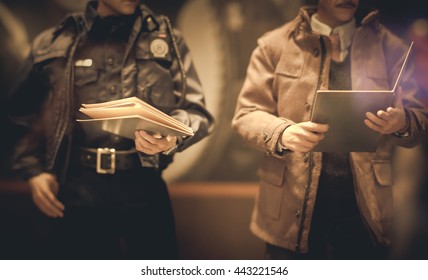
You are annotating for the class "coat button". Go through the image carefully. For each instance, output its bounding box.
[303,152,309,162]
[107,57,114,65]
[138,85,146,93]
[109,85,116,94]
[304,103,311,111]
[295,209,301,218]
[313,48,320,57]
[263,132,269,141]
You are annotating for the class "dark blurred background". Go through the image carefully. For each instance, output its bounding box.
[0,0,427,259]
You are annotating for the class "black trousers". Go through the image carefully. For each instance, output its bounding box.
[54,165,177,260]
[266,157,388,260]
[265,206,387,260]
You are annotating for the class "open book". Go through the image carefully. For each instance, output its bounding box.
[310,42,414,152]
[76,97,194,139]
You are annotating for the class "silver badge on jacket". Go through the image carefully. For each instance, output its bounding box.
[150,38,169,58]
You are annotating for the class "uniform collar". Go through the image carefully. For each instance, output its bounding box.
[52,1,162,40]
[83,0,98,31]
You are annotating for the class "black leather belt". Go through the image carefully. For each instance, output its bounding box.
[78,147,139,174]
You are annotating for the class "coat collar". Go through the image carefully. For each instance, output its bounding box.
[293,5,380,36]
[52,1,161,39]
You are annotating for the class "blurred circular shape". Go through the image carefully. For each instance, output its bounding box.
[408,18,428,100]
[412,19,428,37]
[0,3,30,61]
[409,19,428,53]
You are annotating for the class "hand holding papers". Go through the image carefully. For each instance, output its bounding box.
[310,42,414,152]
[76,97,194,139]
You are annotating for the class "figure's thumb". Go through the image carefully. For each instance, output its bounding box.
[392,86,404,109]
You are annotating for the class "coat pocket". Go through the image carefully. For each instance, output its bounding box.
[274,42,304,78]
[74,67,98,87]
[364,56,389,89]
[257,180,284,220]
[371,159,394,231]
[372,159,392,187]
[257,155,287,186]
[135,35,173,68]
[256,155,286,220]
[138,85,175,113]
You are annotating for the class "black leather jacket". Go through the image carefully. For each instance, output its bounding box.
[8,2,213,181]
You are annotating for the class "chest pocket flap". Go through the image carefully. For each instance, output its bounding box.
[274,43,304,78]
[362,44,389,84]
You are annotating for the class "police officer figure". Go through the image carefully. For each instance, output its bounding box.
[8,0,213,259]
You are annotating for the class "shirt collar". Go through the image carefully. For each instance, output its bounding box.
[311,13,356,53]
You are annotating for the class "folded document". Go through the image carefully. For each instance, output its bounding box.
[310,42,414,152]
[77,97,194,139]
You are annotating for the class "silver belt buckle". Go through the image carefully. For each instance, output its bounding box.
[96,148,116,174]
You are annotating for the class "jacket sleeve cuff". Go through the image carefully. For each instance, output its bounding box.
[19,165,45,181]
[262,117,294,158]
[390,108,419,147]
[162,136,182,156]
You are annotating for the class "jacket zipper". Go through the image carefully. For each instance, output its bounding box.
[53,23,83,183]
[59,55,75,184]
[296,35,326,252]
